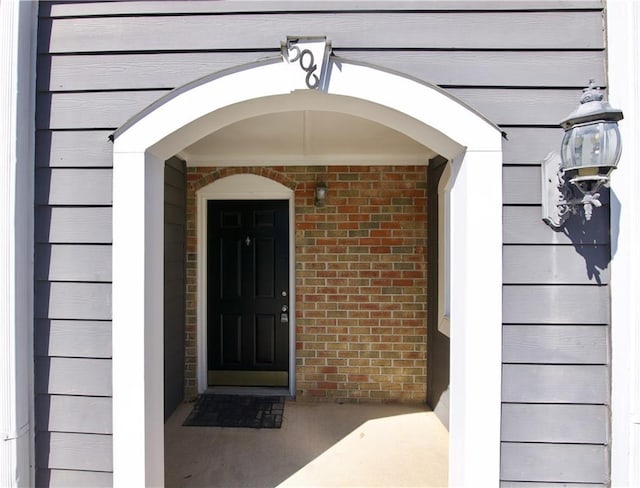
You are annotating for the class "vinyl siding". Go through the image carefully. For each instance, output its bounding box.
[164,157,186,420]
[37,89,592,130]
[34,1,609,484]
[426,157,450,427]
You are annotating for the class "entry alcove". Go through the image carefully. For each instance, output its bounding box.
[113,57,502,486]
[175,109,440,402]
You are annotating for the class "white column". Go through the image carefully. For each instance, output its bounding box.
[0,1,37,486]
[608,1,640,486]
[112,151,165,487]
[448,148,503,487]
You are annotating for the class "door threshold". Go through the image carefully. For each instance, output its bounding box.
[205,386,292,398]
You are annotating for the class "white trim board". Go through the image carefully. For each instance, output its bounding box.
[195,175,296,396]
[112,53,503,487]
[608,1,640,486]
[177,154,432,166]
[0,1,37,486]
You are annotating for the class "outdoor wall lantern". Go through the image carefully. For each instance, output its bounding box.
[542,80,624,228]
[315,181,328,207]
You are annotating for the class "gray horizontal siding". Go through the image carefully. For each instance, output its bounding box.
[503,166,541,205]
[38,469,112,488]
[34,2,609,485]
[503,245,609,285]
[37,433,112,472]
[501,404,607,443]
[502,364,608,404]
[36,282,111,320]
[500,443,608,483]
[35,207,112,244]
[337,51,605,88]
[36,244,111,282]
[40,11,604,53]
[165,186,185,209]
[37,91,168,130]
[165,228,184,250]
[503,285,609,324]
[505,167,610,206]
[41,52,269,92]
[36,127,565,169]
[37,88,585,129]
[35,1,119,474]
[36,169,112,205]
[451,88,583,126]
[35,358,112,396]
[502,128,564,165]
[502,325,608,364]
[503,206,609,245]
[41,50,605,92]
[164,157,186,420]
[42,1,604,17]
[164,158,187,190]
[36,130,113,168]
[35,320,111,358]
[36,395,112,434]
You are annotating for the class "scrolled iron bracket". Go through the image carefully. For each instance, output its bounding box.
[541,152,608,227]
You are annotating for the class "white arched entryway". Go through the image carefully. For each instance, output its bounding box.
[112,49,503,487]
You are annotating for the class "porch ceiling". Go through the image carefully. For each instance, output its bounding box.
[178,110,436,165]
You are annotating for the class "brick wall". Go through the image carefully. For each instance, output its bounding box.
[186,165,428,403]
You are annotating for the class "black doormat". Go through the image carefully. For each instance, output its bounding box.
[183,394,285,429]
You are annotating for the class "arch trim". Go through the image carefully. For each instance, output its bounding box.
[112,54,503,487]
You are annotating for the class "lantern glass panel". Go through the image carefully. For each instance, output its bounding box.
[561,121,622,173]
[602,121,622,170]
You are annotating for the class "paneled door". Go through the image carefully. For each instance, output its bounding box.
[207,200,289,387]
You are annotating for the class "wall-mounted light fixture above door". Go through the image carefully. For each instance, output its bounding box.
[315,181,327,207]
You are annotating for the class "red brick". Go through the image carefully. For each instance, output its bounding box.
[183,165,427,403]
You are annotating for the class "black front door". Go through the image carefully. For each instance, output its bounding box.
[207,200,289,387]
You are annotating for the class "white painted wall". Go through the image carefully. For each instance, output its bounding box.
[0,1,37,486]
[608,1,640,486]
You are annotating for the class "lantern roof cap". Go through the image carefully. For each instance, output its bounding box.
[560,80,623,130]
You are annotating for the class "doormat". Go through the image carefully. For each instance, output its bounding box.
[183,394,285,429]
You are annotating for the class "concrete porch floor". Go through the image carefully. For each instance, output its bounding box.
[165,399,449,487]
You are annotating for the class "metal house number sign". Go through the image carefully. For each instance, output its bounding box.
[282,36,332,91]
